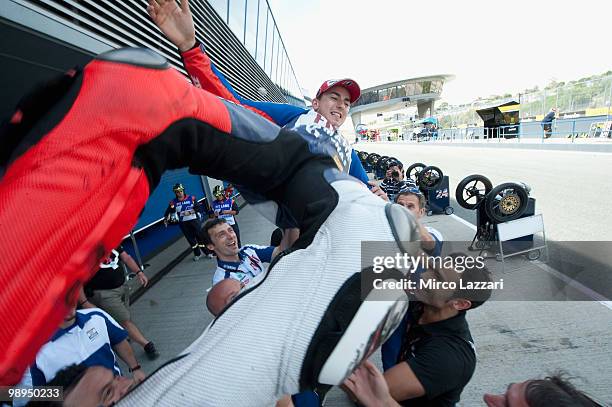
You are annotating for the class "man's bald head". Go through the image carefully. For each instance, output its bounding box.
[206,279,242,316]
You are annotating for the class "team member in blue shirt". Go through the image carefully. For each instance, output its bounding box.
[164,183,208,261]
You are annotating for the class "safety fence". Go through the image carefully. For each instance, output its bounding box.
[437,75,612,129]
[419,116,612,144]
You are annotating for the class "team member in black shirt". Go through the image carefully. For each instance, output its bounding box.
[80,245,159,359]
[346,254,493,406]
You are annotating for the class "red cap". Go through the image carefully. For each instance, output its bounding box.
[316,79,361,104]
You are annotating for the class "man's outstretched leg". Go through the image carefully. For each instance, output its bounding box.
[1,47,420,401]
[0,48,316,385]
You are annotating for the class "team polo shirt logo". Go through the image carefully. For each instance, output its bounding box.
[100,249,120,270]
[87,327,99,341]
[212,245,274,286]
[246,254,263,272]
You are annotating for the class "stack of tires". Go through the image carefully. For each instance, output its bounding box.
[405,163,453,216]
[455,175,529,223]
[455,174,539,259]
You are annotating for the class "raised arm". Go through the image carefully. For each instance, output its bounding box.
[146,0,196,53]
[147,0,306,126]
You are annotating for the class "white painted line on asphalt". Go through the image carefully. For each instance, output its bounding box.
[449,214,612,311]
[450,214,477,231]
[532,262,612,311]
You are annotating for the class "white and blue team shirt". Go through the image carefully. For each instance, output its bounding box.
[171,195,199,222]
[30,308,128,386]
[212,197,237,225]
[212,245,275,286]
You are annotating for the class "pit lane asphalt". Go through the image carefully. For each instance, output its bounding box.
[356,141,612,301]
[125,176,612,405]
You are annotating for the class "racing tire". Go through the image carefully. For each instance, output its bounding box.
[406,163,426,183]
[484,182,528,223]
[417,165,444,190]
[455,174,493,210]
[366,153,380,167]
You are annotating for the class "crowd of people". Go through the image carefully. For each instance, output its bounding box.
[0,0,602,406]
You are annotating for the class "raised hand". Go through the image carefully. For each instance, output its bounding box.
[368,181,390,201]
[147,0,196,52]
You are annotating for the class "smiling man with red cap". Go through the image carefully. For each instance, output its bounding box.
[311,78,361,128]
[147,0,387,201]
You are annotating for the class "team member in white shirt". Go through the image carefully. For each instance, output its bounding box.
[202,218,281,287]
[29,305,145,387]
[203,218,297,316]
